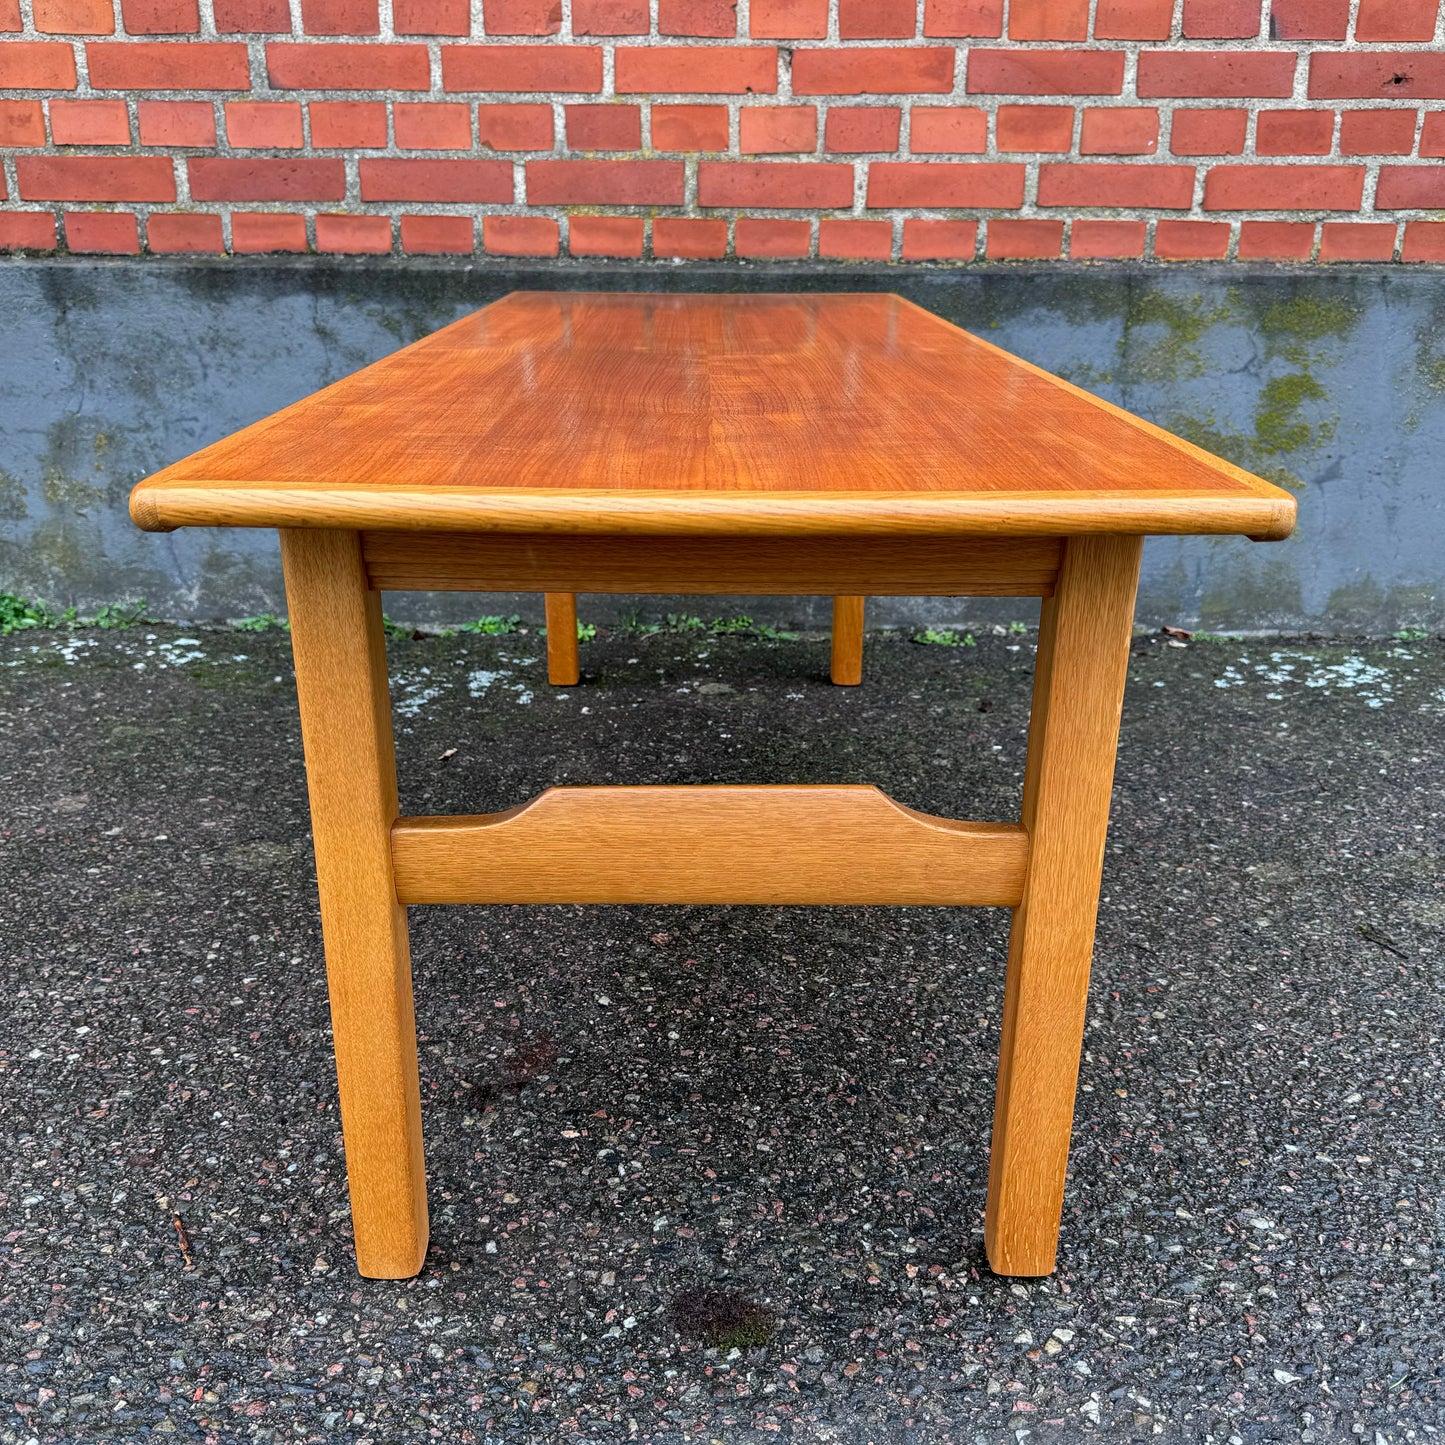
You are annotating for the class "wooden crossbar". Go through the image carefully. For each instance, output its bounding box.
[361,532,1062,597]
[390,785,1028,907]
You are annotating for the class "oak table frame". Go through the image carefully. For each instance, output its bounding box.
[131,291,1296,1281]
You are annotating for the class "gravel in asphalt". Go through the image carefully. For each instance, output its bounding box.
[1,620,1441,1445]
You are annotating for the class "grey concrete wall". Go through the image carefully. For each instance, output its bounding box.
[2,258,1441,634]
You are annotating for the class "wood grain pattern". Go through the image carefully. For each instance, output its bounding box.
[130,292,1297,541]
[391,786,1028,907]
[984,533,1142,1277]
[279,528,428,1280]
[360,532,1063,595]
[544,592,580,686]
[831,596,865,685]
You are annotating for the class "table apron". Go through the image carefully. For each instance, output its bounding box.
[360,531,1063,597]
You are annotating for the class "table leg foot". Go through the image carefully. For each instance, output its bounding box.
[282,528,429,1280]
[984,535,1141,1277]
[545,593,581,686]
[830,596,865,685]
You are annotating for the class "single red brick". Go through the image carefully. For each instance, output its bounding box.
[996,105,1073,153]
[652,104,729,150]
[1421,110,1445,154]
[527,158,685,204]
[392,0,468,30]
[1080,107,1159,155]
[1009,0,1088,40]
[986,218,1063,259]
[310,100,387,147]
[302,0,379,33]
[1154,218,1230,258]
[50,98,131,146]
[477,104,554,149]
[1355,0,1437,40]
[0,213,58,250]
[122,0,200,32]
[1092,0,1171,37]
[1318,221,1396,261]
[573,0,648,33]
[189,157,346,201]
[839,0,915,36]
[65,211,140,253]
[1169,107,1247,154]
[1339,109,1417,155]
[444,44,603,91]
[0,102,46,148]
[697,159,853,207]
[270,42,431,89]
[569,215,644,256]
[0,0,19,29]
[148,212,224,252]
[1071,219,1147,258]
[360,157,512,201]
[231,211,308,251]
[615,46,777,94]
[34,0,112,31]
[483,214,559,255]
[967,49,1124,95]
[395,101,473,148]
[1203,163,1364,210]
[401,215,474,253]
[1139,52,1296,98]
[1376,166,1445,208]
[653,216,727,258]
[19,155,175,201]
[213,0,289,29]
[1310,54,1445,101]
[89,41,250,88]
[923,0,1003,35]
[909,105,986,152]
[0,43,80,87]
[794,48,953,94]
[749,0,827,36]
[659,0,738,35]
[1038,162,1195,208]
[1401,221,1445,262]
[316,214,391,253]
[567,103,642,150]
[825,106,901,153]
[138,100,215,145]
[740,105,817,153]
[901,217,978,258]
[1270,0,1348,36]
[867,160,1025,207]
[1182,0,1259,36]
[1255,108,1334,155]
[1237,220,1314,259]
[225,100,305,148]
[819,218,891,260]
[485,0,561,32]
[734,216,811,256]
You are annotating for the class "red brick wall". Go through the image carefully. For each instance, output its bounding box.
[1,0,1442,261]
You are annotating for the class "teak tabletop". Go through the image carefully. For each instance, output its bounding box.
[131,291,1297,1282]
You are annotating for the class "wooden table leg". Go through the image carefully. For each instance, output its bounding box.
[280,528,428,1279]
[545,592,580,686]
[984,534,1142,1276]
[830,595,865,686]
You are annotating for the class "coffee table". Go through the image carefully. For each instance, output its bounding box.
[130,291,1296,1280]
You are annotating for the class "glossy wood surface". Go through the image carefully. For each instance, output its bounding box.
[131,292,1296,541]
[543,592,579,686]
[830,596,865,686]
[359,532,1063,595]
[391,786,1028,907]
